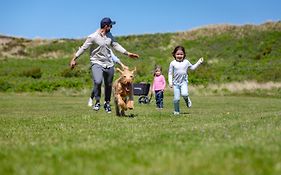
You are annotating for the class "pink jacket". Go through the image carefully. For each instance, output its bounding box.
[152,75,166,91]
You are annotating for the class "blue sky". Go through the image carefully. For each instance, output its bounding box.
[0,0,280,39]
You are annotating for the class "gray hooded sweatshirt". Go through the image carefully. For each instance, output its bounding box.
[75,30,127,68]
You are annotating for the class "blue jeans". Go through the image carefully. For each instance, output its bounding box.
[173,81,189,112]
[155,90,164,108]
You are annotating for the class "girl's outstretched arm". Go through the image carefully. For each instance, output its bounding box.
[111,50,128,69]
[190,57,204,70]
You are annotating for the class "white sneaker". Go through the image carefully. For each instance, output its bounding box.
[87,98,93,107]
[187,96,192,108]
[93,102,101,111]
[173,111,180,115]
[103,102,111,113]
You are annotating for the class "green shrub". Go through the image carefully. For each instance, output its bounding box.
[60,68,82,78]
[21,67,42,79]
[0,79,12,91]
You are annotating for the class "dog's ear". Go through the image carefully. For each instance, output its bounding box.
[116,68,123,74]
[131,67,136,74]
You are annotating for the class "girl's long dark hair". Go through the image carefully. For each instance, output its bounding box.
[172,46,186,59]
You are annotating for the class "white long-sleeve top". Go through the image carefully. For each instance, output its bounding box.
[168,59,201,86]
[75,30,127,68]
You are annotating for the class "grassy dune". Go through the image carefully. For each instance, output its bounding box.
[1,21,281,93]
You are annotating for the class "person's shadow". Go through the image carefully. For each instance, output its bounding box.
[181,112,191,116]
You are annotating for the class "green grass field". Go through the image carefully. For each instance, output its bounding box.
[0,93,281,175]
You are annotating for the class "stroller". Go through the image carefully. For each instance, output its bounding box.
[133,83,152,104]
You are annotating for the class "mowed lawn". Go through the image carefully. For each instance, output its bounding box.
[0,93,280,175]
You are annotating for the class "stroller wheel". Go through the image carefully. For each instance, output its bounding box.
[143,97,150,104]
[138,96,145,104]
[138,96,150,104]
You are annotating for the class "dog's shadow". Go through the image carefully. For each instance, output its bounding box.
[117,114,138,118]
[181,112,191,115]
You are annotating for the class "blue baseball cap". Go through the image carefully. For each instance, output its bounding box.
[100,17,116,28]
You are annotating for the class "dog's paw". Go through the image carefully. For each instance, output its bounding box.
[119,102,127,110]
[127,101,134,109]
